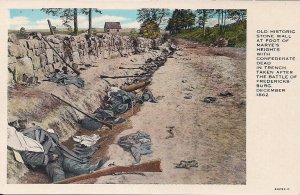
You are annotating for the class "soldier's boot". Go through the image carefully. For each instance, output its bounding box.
[46,161,65,183]
[95,158,109,171]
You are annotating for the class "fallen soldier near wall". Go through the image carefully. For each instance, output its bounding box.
[8,119,107,183]
[45,68,85,88]
[80,87,157,131]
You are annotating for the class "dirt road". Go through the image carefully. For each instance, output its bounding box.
[95,39,246,184]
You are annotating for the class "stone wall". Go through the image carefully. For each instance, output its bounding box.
[8,33,159,85]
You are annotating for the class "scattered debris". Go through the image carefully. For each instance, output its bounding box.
[219,91,233,97]
[203,97,217,103]
[140,89,158,103]
[233,83,241,87]
[184,93,193,99]
[45,71,85,88]
[184,87,194,91]
[118,131,152,163]
[156,95,165,100]
[239,100,246,107]
[165,126,175,139]
[73,134,100,147]
[175,160,199,169]
[108,162,116,167]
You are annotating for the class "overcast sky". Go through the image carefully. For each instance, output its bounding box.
[9,9,234,30]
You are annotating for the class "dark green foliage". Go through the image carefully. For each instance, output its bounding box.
[175,21,246,48]
[167,9,246,48]
[166,9,196,34]
[140,20,160,39]
[129,29,139,38]
[196,9,214,35]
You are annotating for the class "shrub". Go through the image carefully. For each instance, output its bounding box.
[129,29,139,38]
[140,20,160,39]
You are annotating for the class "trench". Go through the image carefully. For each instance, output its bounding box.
[9,41,174,184]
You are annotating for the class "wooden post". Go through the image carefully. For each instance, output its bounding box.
[47,19,54,35]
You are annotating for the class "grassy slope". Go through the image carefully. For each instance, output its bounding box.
[175,22,246,48]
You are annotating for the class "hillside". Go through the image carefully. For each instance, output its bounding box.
[174,22,246,48]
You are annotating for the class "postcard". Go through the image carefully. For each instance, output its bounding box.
[1,0,300,194]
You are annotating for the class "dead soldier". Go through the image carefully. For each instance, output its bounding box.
[9,119,107,183]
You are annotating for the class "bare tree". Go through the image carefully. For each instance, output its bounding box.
[81,8,102,36]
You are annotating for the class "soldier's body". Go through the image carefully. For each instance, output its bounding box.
[10,120,106,183]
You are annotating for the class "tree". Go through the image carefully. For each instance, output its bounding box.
[186,10,196,30]
[129,29,139,38]
[42,8,102,36]
[214,9,222,27]
[19,27,26,34]
[227,9,247,23]
[196,9,214,36]
[41,8,78,35]
[166,9,196,34]
[137,8,170,27]
[166,17,175,34]
[140,20,160,39]
[219,9,228,33]
[81,8,102,37]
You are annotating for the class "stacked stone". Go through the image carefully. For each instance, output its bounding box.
[8,34,41,84]
[8,33,160,85]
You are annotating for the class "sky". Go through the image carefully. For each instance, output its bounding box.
[9,9,141,30]
[9,9,235,30]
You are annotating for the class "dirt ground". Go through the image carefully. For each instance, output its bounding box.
[11,38,246,184]
[95,39,246,184]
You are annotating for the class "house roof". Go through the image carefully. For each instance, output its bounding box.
[104,22,122,29]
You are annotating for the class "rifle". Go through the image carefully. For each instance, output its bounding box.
[31,32,81,75]
[56,160,162,184]
[119,66,143,70]
[51,93,113,129]
[100,74,150,79]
